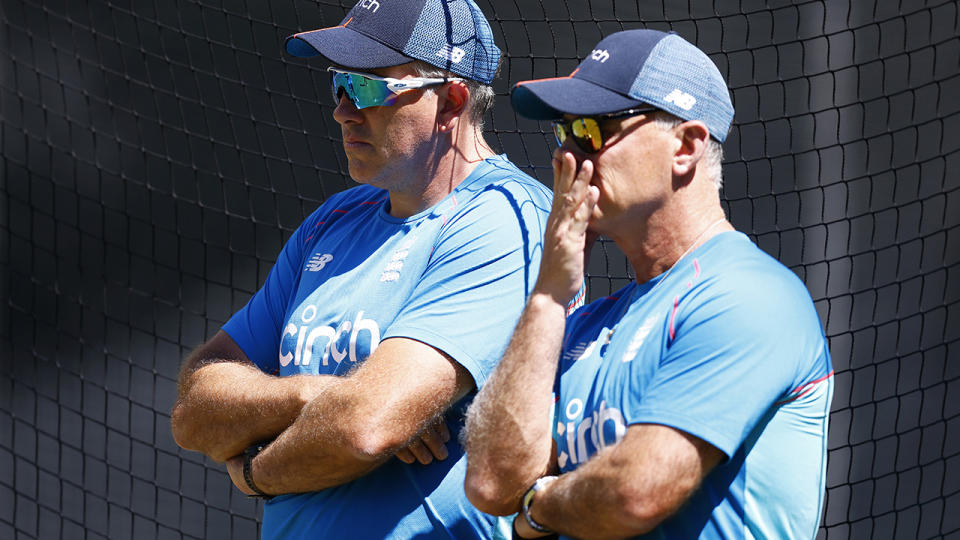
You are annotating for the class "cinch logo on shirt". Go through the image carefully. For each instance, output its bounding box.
[356,0,380,12]
[279,308,381,367]
[556,399,626,468]
[306,253,334,272]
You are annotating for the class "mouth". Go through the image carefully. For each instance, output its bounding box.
[342,137,371,149]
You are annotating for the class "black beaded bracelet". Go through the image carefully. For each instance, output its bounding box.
[242,442,272,499]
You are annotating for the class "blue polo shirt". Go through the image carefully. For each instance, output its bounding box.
[556,231,833,539]
[224,154,551,539]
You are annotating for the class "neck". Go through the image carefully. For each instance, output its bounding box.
[387,126,495,218]
[612,180,732,284]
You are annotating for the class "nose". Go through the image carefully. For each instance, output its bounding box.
[332,91,362,125]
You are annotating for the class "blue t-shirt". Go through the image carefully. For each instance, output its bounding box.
[556,232,833,540]
[223,154,551,539]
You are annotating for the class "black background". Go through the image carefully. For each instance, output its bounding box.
[1,0,958,538]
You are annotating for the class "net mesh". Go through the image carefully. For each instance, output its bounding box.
[1,0,958,538]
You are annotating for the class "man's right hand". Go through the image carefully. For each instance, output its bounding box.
[395,416,451,465]
[535,150,599,305]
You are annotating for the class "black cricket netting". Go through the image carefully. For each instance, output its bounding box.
[1,0,958,538]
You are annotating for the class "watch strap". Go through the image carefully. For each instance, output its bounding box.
[521,475,558,534]
[242,442,272,499]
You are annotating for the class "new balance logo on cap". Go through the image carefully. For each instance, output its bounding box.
[664,88,696,110]
[437,44,466,63]
[590,49,610,63]
[356,0,381,12]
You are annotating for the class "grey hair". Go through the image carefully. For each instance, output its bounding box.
[410,60,497,131]
[650,112,725,190]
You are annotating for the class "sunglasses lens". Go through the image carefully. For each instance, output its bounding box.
[330,71,394,109]
[571,117,603,152]
[553,123,568,146]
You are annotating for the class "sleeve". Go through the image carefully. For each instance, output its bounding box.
[382,183,549,389]
[626,275,823,458]
[220,213,316,373]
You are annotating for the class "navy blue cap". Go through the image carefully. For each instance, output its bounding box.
[285,0,500,84]
[512,30,735,142]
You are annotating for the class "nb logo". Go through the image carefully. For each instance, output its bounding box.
[664,88,696,110]
[356,0,380,12]
[590,49,610,63]
[436,45,466,64]
[305,253,334,272]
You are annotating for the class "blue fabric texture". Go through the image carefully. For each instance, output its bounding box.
[222,154,551,539]
[511,29,735,142]
[285,0,501,84]
[555,232,833,539]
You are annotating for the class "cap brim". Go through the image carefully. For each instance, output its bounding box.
[511,77,647,120]
[285,26,411,69]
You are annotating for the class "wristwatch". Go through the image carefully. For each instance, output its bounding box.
[521,475,558,534]
[242,442,272,499]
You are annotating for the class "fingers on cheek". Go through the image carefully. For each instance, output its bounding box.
[578,159,594,179]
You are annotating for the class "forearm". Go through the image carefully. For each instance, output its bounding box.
[171,361,334,461]
[464,292,567,514]
[250,337,473,494]
[527,452,649,539]
[250,389,386,494]
[526,426,721,539]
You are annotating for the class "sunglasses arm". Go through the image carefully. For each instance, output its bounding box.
[385,77,458,94]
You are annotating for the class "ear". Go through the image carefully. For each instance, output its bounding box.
[436,80,470,132]
[672,120,709,178]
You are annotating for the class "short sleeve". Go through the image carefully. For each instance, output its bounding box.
[627,275,823,458]
[383,183,548,389]
[221,217,312,373]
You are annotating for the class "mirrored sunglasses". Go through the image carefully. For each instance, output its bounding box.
[328,67,460,109]
[552,106,659,153]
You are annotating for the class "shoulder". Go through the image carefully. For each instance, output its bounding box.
[672,232,827,368]
[691,233,816,314]
[434,156,551,243]
[455,155,552,212]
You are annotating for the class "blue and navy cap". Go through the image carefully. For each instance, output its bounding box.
[285,0,500,85]
[512,30,735,142]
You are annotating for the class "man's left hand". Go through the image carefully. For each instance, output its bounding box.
[512,514,553,539]
[226,455,257,496]
[395,416,451,465]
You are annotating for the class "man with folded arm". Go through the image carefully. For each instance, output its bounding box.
[464,29,833,539]
[171,1,555,538]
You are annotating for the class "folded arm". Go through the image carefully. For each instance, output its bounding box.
[244,336,475,494]
[517,424,724,539]
[170,330,335,462]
